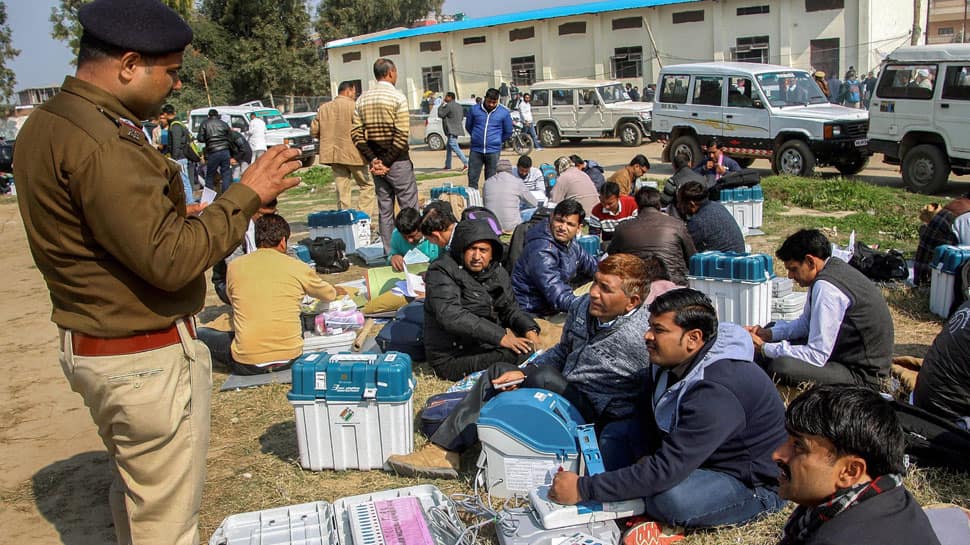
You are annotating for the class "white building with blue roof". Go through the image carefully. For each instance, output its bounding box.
[325,0,922,107]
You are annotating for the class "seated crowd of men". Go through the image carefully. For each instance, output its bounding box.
[198,149,960,544]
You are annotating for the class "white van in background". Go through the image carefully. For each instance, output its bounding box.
[189,102,317,167]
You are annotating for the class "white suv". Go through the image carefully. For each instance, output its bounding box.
[868,44,970,194]
[189,102,316,167]
[652,62,870,177]
[528,79,653,147]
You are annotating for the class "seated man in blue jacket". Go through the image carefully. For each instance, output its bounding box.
[512,199,598,316]
[693,139,741,180]
[466,87,513,189]
[388,254,652,479]
[549,288,788,529]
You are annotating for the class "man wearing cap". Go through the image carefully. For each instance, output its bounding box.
[13,1,301,544]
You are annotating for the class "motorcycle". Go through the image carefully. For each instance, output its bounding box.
[505,113,534,156]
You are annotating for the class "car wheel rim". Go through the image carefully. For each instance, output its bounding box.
[780,149,803,175]
[674,144,693,164]
[622,127,636,144]
[909,157,935,187]
[541,130,554,146]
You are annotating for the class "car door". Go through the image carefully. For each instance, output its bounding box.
[938,64,970,157]
[870,63,938,144]
[551,89,577,132]
[576,87,605,134]
[722,76,770,150]
[689,75,725,140]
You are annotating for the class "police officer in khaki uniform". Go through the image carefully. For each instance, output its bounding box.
[13,1,302,544]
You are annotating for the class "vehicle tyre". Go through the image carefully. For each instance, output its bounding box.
[539,124,562,148]
[902,144,950,194]
[774,140,816,177]
[426,133,445,151]
[619,122,642,147]
[670,135,701,167]
[835,153,869,177]
[300,157,316,168]
[513,133,534,156]
[734,157,755,168]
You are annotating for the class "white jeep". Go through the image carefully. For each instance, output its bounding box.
[189,102,317,167]
[651,62,870,177]
[868,44,970,194]
[527,79,653,147]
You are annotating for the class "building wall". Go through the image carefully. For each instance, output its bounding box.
[327,0,917,107]
[927,0,968,44]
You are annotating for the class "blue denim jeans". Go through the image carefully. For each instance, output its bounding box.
[597,418,647,471]
[205,149,232,191]
[445,135,468,169]
[526,123,541,148]
[176,158,196,204]
[468,151,500,189]
[643,468,786,528]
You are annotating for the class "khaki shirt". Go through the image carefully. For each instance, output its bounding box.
[15,76,260,337]
[311,95,366,166]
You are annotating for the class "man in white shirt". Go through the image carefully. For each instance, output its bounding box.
[746,229,893,389]
[247,112,267,159]
[517,93,543,150]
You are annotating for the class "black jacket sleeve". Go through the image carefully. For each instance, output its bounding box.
[425,265,508,346]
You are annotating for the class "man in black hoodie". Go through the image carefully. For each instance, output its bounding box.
[423,219,540,382]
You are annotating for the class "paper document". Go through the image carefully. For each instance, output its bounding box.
[391,263,426,297]
[403,247,430,265]
[201,187,217,205]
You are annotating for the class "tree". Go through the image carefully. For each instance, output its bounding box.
[315,0,444,44]
[50,0,194,61]
[0,2,20,102]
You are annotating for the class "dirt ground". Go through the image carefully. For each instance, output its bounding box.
[0,141,958,544]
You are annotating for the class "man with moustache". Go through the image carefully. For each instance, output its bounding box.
[13,1,302,543]
[549,289,788,529]
[772,385,940,545]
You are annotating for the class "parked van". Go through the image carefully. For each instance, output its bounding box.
[652,62,870,177]
[527,79,653,147]
[189,102,316,166]
[868,44,970,194]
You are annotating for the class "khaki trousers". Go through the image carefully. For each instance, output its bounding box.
[331,163,376,220]
[59,320,212,545]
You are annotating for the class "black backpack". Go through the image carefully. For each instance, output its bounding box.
[504,207,551,271]
[300,236,350,275]
[891,400,970,473]
[849,241,908,282]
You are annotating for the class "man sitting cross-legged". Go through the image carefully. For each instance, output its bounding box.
[389,254,654,478]
[773,385,940,545]
[198,214,337,375]
[549,288,788,529]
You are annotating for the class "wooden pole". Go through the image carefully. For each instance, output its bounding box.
[201,69,212,107]
[912,0,923,46]
[449,50,460,98]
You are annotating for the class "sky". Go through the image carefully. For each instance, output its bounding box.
[6,0,577,95]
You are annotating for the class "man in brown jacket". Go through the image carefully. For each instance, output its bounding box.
[311,80,376,219]
[607,154,651,196]
[13,1,301,543]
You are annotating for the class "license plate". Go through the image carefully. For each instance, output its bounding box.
[301,144,315,151]
[854,138,868,147]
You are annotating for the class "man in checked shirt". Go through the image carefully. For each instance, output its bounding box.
[351,58,419,251]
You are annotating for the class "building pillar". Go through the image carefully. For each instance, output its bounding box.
[778,0,793,67]
[711,0,725,62]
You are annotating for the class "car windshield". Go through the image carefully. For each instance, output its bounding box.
[756,71,828,106]
[257,110,291,129]
[598,84,630,104]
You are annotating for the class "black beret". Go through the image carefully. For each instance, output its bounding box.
[79,0,193,55]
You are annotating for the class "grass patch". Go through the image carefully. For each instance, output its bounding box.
[416,171,465,182]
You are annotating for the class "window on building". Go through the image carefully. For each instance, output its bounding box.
[733,36,770,64]
[464,35,486,45]
[877,64,938,100]
[810,38,840,80]
[379,44,400,56]
[805,0,844,12]
[420,41,442,52]
[552,89,574,105]
[509,27,535,41]
[342,51,361,63]
[672,10,705,24]
[693,76,723,106]
[422,66,443,93]
[942,66,970,100]
[558,21,587,35]
[737,5,770,16]
[612,46,643,78]
[511,56,536,86]
[659,74,690,104]
[612,16,642,30]
[939,27,955,36]
[531,90,549,106]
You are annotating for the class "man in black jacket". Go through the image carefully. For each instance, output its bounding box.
[161,103,201,204]
[773,385,940,545]
[677,181,745,253]
[438,92,468,171]
[196,108,232,191]
[423,219,540,381]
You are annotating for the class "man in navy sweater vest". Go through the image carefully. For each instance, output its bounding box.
[549,288,788,528]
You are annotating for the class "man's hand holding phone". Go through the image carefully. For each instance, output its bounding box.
[492,370,526,391]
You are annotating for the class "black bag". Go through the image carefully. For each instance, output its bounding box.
[710,169,761,200]
[375,301,426,361]
[504,207,551,271]
[300,236,350,274]
[849,242,908,282]
[891,400,970,472]
[419,391,468,438]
